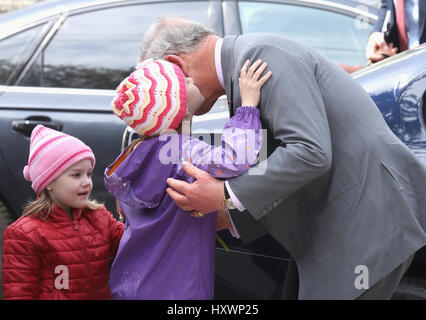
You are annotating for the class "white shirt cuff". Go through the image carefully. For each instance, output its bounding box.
[225,180,246,212]
[227,211,240,238]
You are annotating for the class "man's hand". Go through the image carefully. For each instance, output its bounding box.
[166,162,225,215]
[366,32,398,63]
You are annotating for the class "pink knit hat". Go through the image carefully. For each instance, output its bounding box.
[111,59,187,137]
[23,125,96,195]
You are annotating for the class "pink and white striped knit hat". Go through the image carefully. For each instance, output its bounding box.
[23,125,96,195]
[111,59,187,137]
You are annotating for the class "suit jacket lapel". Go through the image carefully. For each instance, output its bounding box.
[221,35,238,117]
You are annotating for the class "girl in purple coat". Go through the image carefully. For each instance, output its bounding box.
[104,58,271,299]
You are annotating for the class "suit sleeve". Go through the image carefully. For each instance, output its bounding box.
[228,45,332,220]
[2,226,40,300]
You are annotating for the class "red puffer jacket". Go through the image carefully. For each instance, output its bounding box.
[2,205,124,300]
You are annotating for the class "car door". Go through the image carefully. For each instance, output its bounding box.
[0,21,57,214]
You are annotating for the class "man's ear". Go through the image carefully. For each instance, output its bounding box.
[166,55,189,76]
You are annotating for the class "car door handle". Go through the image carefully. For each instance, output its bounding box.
[12,119,63,136]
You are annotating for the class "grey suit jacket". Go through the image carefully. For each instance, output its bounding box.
[222,34,426,299]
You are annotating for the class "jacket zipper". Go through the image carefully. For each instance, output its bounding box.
[71,218,95,297]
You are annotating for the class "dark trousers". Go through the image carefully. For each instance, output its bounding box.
[281,254,414,300]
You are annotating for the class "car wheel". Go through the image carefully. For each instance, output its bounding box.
[392,277,426,300]
[0,199,14,300]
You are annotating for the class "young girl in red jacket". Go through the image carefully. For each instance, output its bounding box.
[2,125,124,300]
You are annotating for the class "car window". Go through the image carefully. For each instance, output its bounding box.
[0,23,48,85]
[238,1,374,65]
[20,1,210,89]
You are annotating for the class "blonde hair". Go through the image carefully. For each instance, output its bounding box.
[23,189,103,221]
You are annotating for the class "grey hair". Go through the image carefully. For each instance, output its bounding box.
[138,17,215,63]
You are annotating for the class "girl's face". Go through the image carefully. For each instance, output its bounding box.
[185,77,205,115]
[48,159,93,214]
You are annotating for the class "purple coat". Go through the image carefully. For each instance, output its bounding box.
[104,107,262,299]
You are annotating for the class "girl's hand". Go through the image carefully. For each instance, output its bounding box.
[239,59,272,108]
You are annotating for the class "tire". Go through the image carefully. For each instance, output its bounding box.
[0,199,14,300]
[392,277,426,300]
